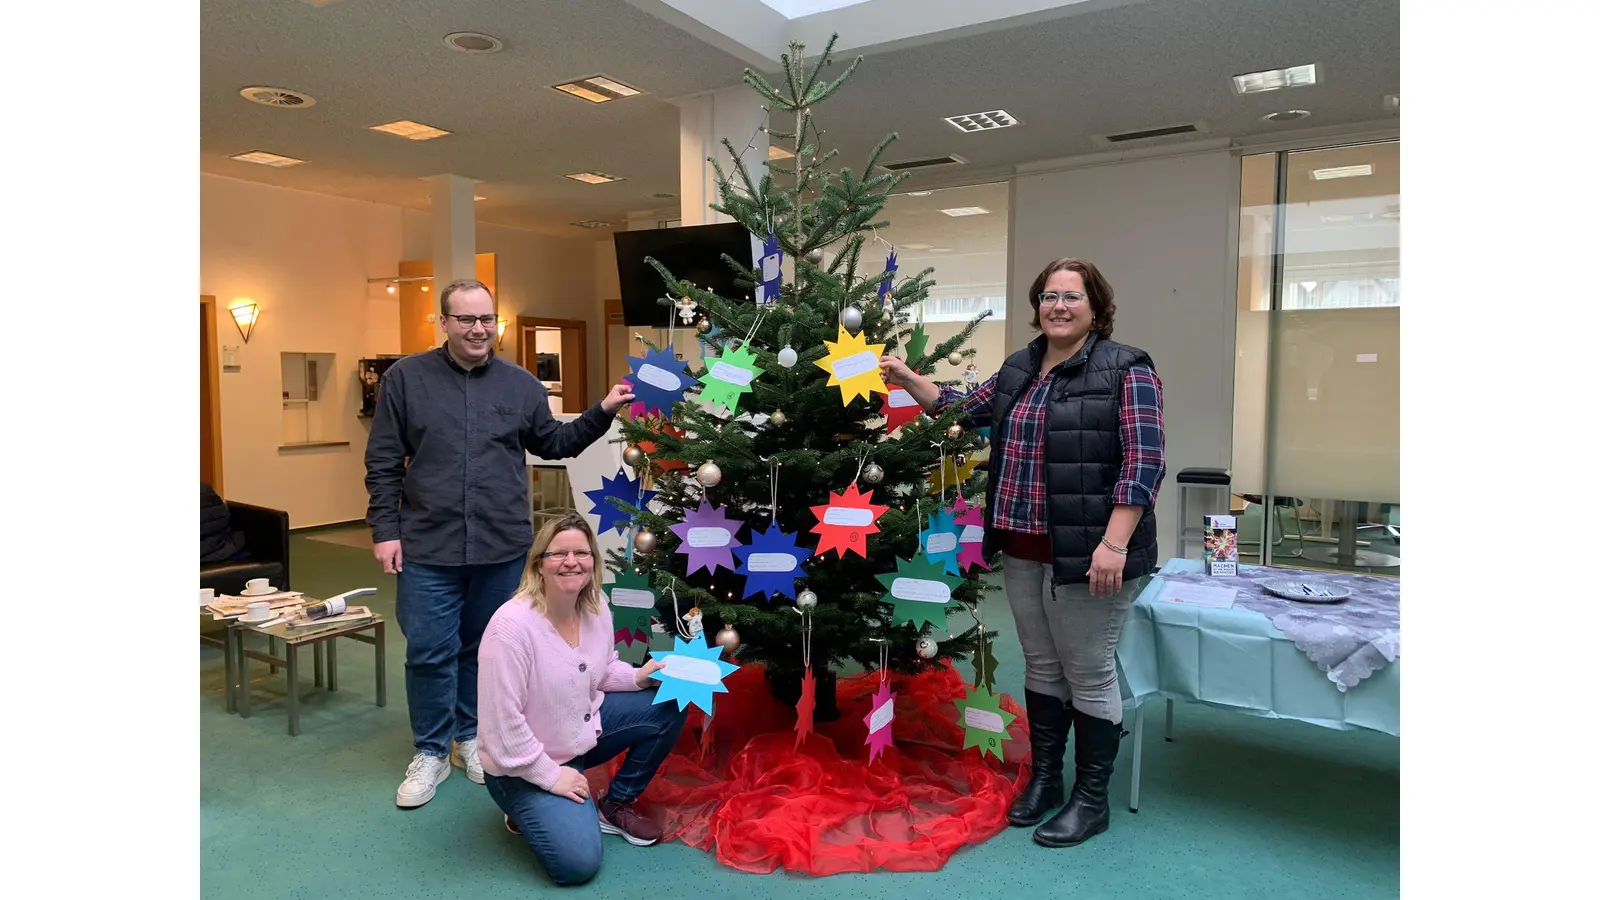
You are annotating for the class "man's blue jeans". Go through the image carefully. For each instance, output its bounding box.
[395,555,526,758]
[483,687,688,885]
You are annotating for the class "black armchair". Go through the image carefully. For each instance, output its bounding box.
[201,502,291,596]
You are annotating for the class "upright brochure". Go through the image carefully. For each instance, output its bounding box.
[1204,514,1239,577]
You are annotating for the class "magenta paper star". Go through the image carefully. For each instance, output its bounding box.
[863,680,896,763]
[953,496,991,573]
[668,500,744,576]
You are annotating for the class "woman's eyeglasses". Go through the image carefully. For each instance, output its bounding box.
[1037,291,1089,308]
[539,549,593,561]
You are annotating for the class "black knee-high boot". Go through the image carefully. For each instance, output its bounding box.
[1007,690,1071,826]
[1033,709,1120,847]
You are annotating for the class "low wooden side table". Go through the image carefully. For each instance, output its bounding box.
[232,614,387,735]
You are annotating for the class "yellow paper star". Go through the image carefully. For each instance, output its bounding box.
[927,453,981,494]
[813,324,888,405]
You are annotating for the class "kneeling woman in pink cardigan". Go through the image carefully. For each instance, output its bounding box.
[477,511,687,885]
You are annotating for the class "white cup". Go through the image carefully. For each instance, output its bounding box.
[246,600,271,621]
[200,588,216,605]
[245,578,270,594]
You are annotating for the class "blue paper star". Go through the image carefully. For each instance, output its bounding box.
[877,249,898,302]
[758,230,783,306]
[584,467,656,535]
[626,345,690,418]
[649,634,740,714]
[733,525,813,600]
[919,507,962,575]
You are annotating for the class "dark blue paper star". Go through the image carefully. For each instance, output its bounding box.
[584,467,656,535]
[758,230,783,306]
[877,248,898,302]
[732,525,813,600]
[626,344,690,417]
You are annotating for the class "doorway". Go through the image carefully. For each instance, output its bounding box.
[518,316,587,414]
[200,295,225,491]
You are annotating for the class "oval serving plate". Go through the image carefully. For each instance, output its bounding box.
[1262,578,1353,603]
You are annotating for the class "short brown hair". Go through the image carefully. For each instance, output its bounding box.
[439,278,492,316]
[1027,258,1116,340]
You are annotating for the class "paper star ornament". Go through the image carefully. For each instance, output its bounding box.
[794,665,816,750]
[809,482,889,559]
[879,387,923,435]
[733,525,812,600]
[971,631,1001,694]
[584,467,656,535]
[813,325,888,406]
[876,249,898,305]
[903,322,930,367]
[650,634,740,715]
[626,345,690,418]
[668,500,744,576]
[604,569,656,648]
[952,496,991,573]
[875,552,964,629]
[954,685,1017,761]
[698,341,764,415]
[919,506,962,576]
[863,680,896,763]
[928,452,980,495]
[757,230,783,306]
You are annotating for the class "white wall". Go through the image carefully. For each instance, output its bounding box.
[1009,151,1239,560]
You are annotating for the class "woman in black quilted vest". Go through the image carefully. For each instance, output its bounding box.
[880,257,1166,849]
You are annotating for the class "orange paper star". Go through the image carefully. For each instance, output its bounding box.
[809,482,890,559]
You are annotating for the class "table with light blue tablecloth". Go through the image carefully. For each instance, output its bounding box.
[1115,558,1400,810]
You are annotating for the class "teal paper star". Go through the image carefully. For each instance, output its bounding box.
[875,552,964,629]
[919,507,962,575]
[649,634,740,714]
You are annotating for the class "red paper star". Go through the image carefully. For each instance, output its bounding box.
[809,482,890,559]
[794,666,816,750]
[879,387,923,435]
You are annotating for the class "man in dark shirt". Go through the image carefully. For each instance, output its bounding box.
[365,278,634,809]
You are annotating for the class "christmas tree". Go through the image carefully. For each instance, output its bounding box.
[609,35,1000,719]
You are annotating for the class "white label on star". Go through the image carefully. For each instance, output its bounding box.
[663,654,722,685]
[610,588,655,609]
[761,254,781,281]
[869,698,895,733]
[687,526,732,548]
[823,506,875,527]
[747,552,798,572]
[636,364,682,391]
[964,707,1005,733]
[887,388,918,408]
[892,577,952,604]
[708,361,754,386]
[925,532,958,554]
[831,350,878,381]
[959,525,984,544]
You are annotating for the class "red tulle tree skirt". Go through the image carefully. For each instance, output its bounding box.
[586,663,1032,876]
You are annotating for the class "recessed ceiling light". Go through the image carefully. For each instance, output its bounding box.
[768,145,796,161]
[944,109,1022,133]
[1232,63,1318,94]
[1311,164,1373,180]
[444,32,503,54]
[474,195,486,201]
[564,171,623,185]
[900,243,934,250]
[571,220,612,229]
[940,206,990,217]
[1260,109,1312,123]
[1319,212,1375,224]
[230,150,306,168]
[928,247,953,253]
[907,191,933,197]
[553,75,642,103]
[238,86,316,109]
[370,120,452,141]
[651,192,677,199]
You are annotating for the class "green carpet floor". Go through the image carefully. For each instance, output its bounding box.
[200,535,1398,899]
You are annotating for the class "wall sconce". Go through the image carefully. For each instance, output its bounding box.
[229,301,261,343]
[496,317,508,349]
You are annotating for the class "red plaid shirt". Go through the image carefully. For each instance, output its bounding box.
[938,361,1165,535]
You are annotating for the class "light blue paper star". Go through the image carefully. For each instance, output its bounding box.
[649,634,740,715]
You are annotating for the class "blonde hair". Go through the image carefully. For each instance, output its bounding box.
[514,510,605,617]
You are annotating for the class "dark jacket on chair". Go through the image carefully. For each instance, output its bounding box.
[201,482,250,564]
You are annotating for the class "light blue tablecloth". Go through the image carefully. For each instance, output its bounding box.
[1116,559,1399,737]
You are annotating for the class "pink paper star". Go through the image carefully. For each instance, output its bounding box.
[863,680,896,763]
[953,497,991,572]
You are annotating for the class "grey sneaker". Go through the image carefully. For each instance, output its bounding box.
[451,738,485,784]
[396,753,450,808]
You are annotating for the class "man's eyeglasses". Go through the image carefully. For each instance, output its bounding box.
[1037,291,1089,308]
[539,549,594,562]
[449,314,498,328]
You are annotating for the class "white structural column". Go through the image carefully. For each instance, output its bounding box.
[676,86,769,226]
[428,174,477,295]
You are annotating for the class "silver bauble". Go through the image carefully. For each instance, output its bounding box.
[796,590,818,609]
[622,444,646,467]
[633,529,657,553]
[696,461,723,487]
[715,625,741,654]
[947,351,965,366]
[862,463,884,484]
[946,424,964,441]
[777,345,798,368]
[916,413,933,427]
[805,248,824,265]
[840,306,863,335]
[770,409,788,428]
[915,637,938,659]
[696,318,713,335]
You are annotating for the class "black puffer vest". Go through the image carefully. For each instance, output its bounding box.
[980,334,1160,585]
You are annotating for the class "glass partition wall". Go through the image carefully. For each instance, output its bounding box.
[1232,140,1400,573]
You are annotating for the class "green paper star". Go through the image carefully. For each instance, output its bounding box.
[972,633,1000,694]
[698,342,764,414]
[904,323,930,368]
[875,552,964,629]
[953,685,1017,761]
[605,570,657,640]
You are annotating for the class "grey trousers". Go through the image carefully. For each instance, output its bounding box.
[1002,553,1145,724]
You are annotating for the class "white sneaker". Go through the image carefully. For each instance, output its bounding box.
[451,738,485,784]
[395,753,450,808]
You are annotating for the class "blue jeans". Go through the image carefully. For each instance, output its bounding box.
[483,687,688,885]
[395,555,526,758]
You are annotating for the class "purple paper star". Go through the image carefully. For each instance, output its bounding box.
[863,680,896,763]
[953,497,991,573]
[668,500,745,576]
